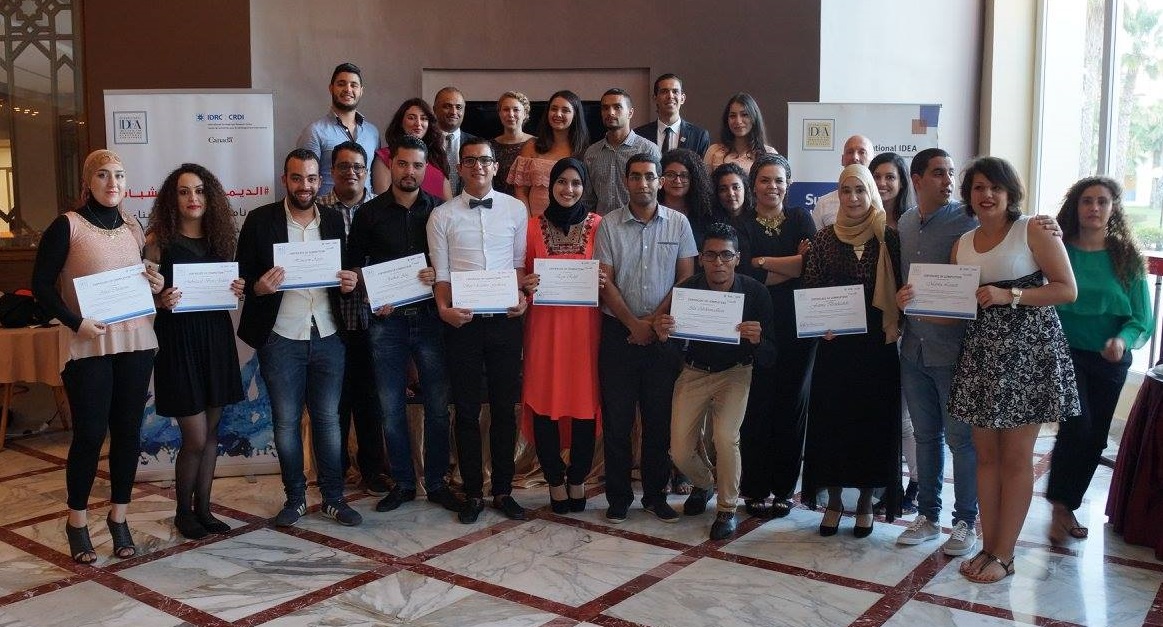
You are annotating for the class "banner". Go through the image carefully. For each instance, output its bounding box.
[104,90,279,480]
[786,103,941,211]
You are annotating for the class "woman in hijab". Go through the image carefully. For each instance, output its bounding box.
[519,157,606,514]
[800,163,903,539]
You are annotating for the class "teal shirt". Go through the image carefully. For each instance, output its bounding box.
[1056,245,1152,353]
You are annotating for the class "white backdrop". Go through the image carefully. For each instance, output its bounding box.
[104,89,279,480]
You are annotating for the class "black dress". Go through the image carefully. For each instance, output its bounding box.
[799,226,903,520]
[153,235,243,418]
[737,207,818,502]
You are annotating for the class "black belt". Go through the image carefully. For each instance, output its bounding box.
[684,356,753,373]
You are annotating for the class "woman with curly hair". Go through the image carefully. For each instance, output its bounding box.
[1047,176,1152,544]
[145,163,245,540]
[711,162,753,221]
[703,93,778,175]
[510,89,589,216]
[370,98,452,199]
[659,148,716,245]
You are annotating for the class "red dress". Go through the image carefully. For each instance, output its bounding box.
[521,213,602,447]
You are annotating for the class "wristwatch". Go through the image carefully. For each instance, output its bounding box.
[1010,287,1023,309]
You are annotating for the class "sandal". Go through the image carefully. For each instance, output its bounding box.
[963,552,1014,584]
[1049,510,1090,544]
[106,515,137,559]
[819,508,842,537]
[959,550,989,576]
[65,523,96,565]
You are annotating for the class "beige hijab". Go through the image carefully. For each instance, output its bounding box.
[832,163,899,343]
[80,149,124,205]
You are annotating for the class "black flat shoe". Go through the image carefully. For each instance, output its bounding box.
[174,510,208,540]
[65,523,96,565]
[744,498,773,518]
[106,515,137,559]
[196,512,231,534]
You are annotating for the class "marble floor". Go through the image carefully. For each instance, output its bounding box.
[0,428,1159,627]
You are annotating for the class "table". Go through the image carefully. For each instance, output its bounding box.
[0,324,73,450]
[1106,370,1163,559]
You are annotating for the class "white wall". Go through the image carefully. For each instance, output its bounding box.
[819,0,983,172]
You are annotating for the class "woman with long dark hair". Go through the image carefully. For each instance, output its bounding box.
[371,98,452,199]
[145,163,245,540]
[32,150,164,563]
[711,162,753,221]
[510,90,589,216]
[869,152,913,228]
[703,93,778,175]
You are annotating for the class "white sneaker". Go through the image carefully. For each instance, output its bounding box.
[942,520,977,556]
[896,514,940,545]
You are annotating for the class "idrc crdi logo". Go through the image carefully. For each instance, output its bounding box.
[196,113,247,122]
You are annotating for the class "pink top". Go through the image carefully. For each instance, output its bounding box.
[60,211,157,360]
[375,147,448,199]
[507,155,555,216]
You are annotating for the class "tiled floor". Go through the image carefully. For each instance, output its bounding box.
[0,428,1159,627]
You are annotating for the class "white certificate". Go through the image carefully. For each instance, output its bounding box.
[670,287,745,345]
[533,258,599,307]
[451,269,518,314]
[172,262,239,313]
[73,264,156,324]
[273,239,341,290]
[903,263,980,320]
[362,254,432,310]
[793,284,867,338]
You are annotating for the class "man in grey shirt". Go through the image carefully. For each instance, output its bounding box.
[583,88,662,216]
[595,152,696,524]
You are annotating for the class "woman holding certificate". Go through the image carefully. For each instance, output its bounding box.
[520,157,603,513]
[145,164,245,540]
[800,163,902,538]
[737,154,816,518]
[31,149,164,564]
[948,157,1078,583]
[1046,177,1151,544]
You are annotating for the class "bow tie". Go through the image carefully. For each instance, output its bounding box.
[469,198,493,209]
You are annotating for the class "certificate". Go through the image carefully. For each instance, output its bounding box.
[273,239,341,290]
[793,284,867,338]
[903,263,980,320]
[172,262,239,312]
[533,258,599,307]
[73,264,155,324]
[362,254,432,310]
[451,269,518,314]
[670,287,744,345]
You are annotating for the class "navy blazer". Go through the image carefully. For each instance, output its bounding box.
[634,120,712,158]
[236,199,348,350]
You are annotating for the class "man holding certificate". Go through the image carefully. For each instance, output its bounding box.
[347,135,460,514]
[653,223,775,540]
[427,137,529,523]
[595,152,697,524]
[236,148,363,529]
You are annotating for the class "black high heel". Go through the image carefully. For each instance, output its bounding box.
[106,515,137,559]
[549,483,569,514]
[65,523,96,565]
[567,484,587,512]
[819,509,842,537]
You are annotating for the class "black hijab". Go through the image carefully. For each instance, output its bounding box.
[543,157,590,233]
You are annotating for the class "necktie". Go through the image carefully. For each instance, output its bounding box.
[446,133,460,193]
[469,198,493,209]
[663,126,675,153]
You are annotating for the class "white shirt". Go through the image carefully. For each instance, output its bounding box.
[272,200,339,340]
[812,190,839,231]
[426,189,528,283]
[656,118,682,152]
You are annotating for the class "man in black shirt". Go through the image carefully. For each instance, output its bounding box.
[653,222,775,540]
[346,135,460,514]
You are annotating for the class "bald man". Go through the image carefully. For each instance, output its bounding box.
[811,135,873,231]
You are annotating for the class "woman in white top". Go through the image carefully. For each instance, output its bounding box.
[703,93,778,175]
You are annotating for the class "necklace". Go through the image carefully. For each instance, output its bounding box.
[85,205,120,238]
[755,212,785,237]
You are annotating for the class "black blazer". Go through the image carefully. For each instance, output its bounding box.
[236,200,348,350]
[634,120,712,158]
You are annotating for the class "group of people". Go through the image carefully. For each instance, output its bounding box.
[30,63,1153,587]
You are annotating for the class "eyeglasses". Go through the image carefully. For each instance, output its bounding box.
[628,173,659,183]
[335,163,367,174]
[460,156,497,168]
[699,250,738,263]
[661,171,690,182]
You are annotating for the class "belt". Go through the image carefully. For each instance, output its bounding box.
[683,356,753,373]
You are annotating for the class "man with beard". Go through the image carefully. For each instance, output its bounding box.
[583,88,660,215]
[237,148,363,528]
[346,135,461,514]
[297,62,379,196]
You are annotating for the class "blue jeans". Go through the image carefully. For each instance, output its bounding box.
[901,353,978,525]
[367,309,452,492]
[257,330,346,503]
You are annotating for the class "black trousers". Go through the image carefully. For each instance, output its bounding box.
[533,415,597,486]
[338,328,386,482]
[444,315,523,498]
[1047,348,1131,510]
[61,350,155,510]
[599,315,682,509]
